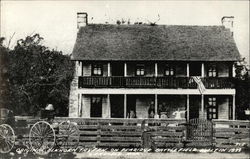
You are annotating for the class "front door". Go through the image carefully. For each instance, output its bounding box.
[189,95,200,119]
[110,95,124,118]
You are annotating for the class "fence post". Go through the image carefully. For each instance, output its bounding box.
[211,120,215,147]
[141,120,146,148]
[141,120,155,150]
[97,122,101,146]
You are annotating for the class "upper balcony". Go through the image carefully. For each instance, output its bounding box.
[78,76,234,89]
[76,61,235,89]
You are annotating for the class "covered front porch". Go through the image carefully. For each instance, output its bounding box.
[75,93,235,120]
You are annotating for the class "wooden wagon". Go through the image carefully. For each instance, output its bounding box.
[0,108,80,155]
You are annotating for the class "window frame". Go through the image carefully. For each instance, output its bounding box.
[92,64,103,76]
[207,97,218,120]
[135,64,145,76]
[164,64,175,76]
[207,64,217,77]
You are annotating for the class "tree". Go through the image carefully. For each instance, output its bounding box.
[5,34,74,116]
[0,37,11,110]
[234,59,250,120]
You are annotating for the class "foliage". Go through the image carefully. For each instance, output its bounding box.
[234,59,250,120]
[0,37,11,109]
[1,34,74,116]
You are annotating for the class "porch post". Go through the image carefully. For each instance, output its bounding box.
[108,62,111,76]
[187,63,189,77]
[155,94,158,118]
[124,62,127,77]
[201,94,204,119]
[201,63,204,77]
[124,94,127,118]
[155,63,158,77]
[77,61,82,76]
[78,93,82,117]
[107,94,111,118]
[187,95,190,120]
[232,64,236,77]
[233,94,235,120]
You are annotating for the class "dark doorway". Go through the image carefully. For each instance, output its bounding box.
[90,96,102,117]
[127,95,136,118]
[189,95,200,119]
[189,62,201,76]
[110,95,124,118]
[111,62,124,76]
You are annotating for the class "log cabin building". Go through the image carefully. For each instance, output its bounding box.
[69,13,240,121]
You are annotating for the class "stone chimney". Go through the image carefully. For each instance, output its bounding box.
[221,16,234,36]
[77,12,88,29]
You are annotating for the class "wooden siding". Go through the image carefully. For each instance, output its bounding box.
[80,62,233,78]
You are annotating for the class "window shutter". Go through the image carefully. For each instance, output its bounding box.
[82,95,91,118]
[82,64,92,76]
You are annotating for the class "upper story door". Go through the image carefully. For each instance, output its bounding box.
[189,62,201,76]
[111,62,124,76]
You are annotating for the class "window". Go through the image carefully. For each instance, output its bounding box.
[136,64,145,76]
[165,64,175,76]
[207,97,218,120]
[90,96,102,117]
[92,64,103,76]
[208,64,217,77]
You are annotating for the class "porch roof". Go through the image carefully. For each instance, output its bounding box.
[72,24,241,61]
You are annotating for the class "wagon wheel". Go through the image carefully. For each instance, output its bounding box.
[57,121,80,149]
[0,124,15,153]
[29,121,55,155]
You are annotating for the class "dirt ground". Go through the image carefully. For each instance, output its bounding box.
[75,151,250,159]
[1,151,250,159]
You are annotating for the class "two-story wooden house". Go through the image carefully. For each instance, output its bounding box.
[69,13,240,121]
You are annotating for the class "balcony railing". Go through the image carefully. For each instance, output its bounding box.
[78,76,234,89]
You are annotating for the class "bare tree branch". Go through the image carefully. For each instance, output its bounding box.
[7,32,15,49]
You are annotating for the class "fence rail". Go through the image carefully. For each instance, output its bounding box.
[79,76,234,89]
[54,118,186,148]
[54,118,249,149]
[213,119,250,148]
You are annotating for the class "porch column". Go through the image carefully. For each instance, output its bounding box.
[108,62,111,76]
[233,94,235,120]
[201,63,205,77]
[107,94,111,118]
[201,94,204,119]
[155,63,158,77]
[78,93,82,117]
[77,61,82,76]
[124,62,127,77]
[187,95,190,120]
[124,94,127,118]
[187,63,190,77]
[232,64,236,77]
[155,94,158,118]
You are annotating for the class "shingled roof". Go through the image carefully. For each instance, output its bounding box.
[72,24,240,61]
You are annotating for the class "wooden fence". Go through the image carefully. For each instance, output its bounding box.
[12,117,249,149]
[54,118,186,148]
[213,119,250,148]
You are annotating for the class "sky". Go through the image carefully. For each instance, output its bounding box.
[1,1,249,64]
